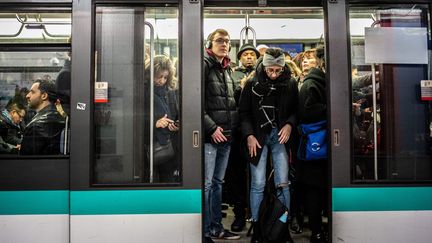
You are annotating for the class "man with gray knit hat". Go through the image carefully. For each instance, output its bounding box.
[238,47,298,243]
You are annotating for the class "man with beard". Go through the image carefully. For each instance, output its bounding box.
[20,79,65,155]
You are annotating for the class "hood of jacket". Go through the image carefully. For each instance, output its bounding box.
[304,67,326,88]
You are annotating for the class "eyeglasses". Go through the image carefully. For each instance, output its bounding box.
[265,67,284,75]
[13,110,25,121]
[213,38,231,45]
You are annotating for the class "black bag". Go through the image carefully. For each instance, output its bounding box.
[250,170,290,243]
[153,140,175,165]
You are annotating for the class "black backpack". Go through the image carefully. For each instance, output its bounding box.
[249,170,290,243]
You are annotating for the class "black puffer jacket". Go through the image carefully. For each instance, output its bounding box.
[204,52,239,142]
[298,67,326,124]
[239,59,298,165]
[20,104,65,155]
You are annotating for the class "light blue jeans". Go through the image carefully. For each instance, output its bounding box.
[250,128,290,221]
[204,142,231,236]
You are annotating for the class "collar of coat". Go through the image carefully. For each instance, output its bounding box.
[205,49,231,69]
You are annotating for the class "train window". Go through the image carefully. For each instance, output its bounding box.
[0,12,71,44]
[350,5,432,182]
[93,6,181,185]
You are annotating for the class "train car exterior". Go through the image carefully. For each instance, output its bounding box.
[0,0,431,243]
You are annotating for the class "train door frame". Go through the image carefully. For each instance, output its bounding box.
[70,0,203,242]
[333,0,432,242]
[202,0,350,242]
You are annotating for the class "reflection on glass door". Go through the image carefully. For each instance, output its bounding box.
[93,6,180,184]
[349,5,432,181]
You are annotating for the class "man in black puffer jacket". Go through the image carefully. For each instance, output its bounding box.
[20,79,65,155]
[203,28,240,243]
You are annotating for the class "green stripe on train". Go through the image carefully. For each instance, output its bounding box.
[70,190,201,215]
[0,190,69,215]
[333,187,432,211]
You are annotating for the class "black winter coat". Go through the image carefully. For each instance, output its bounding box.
[0,111,23,154]
[154,86,178,145]
[20,104,65,155]
[204,52,239,142]
[297,67,328,188]
[238,60,298,165]
[298,67,326,124]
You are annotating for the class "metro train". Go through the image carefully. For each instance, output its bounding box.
[0,0,431,243]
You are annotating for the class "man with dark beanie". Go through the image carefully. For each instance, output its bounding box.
[231,43,260,92]
[239,48,297,243]
[203,28,240,243]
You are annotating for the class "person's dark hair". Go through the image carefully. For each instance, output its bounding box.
[34,79,58,103]
[283,51,292,59]
[316,45,325,60]
[265,47,285,58]
[6,97,26,112]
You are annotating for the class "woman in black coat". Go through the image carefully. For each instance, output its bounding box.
[297,47,328,243]
[145,55,179,182]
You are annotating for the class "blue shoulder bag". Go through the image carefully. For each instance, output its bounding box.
[297,120,327,161]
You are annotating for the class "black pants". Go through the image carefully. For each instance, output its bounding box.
[224,130,248,219]
[297,159,328,235]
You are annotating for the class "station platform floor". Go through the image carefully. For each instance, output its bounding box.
[214,206,312,243]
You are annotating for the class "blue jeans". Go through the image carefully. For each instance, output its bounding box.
[204,142,231,236]
[250,128,290,221]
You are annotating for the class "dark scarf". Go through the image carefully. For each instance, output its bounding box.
[154,86,172,118]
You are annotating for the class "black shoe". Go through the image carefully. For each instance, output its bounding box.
[250,222,262,243]
[231,217,246,232]
[311,233,326,243]
[211,229,241,240]
[205,236,215,243]
[289,216,303,234]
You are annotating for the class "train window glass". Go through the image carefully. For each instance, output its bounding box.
[0,12,71,44]
[350,5,432,182]
[0,51,70,156]
[93,7,180,185]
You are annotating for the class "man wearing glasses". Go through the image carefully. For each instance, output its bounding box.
[0,99,26,154]
[238,48,298,243]
[20,79,65,155]
[203,29,240,243]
